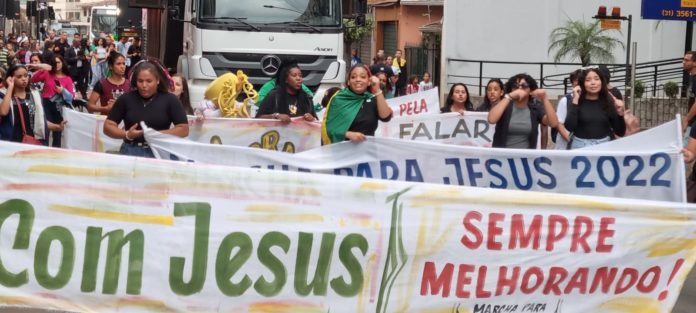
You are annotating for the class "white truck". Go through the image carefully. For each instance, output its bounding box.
[174,0,354,105]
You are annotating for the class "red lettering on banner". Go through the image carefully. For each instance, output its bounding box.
[398,99,428,116]
[590,267,619,293]
[487,213,504,250]
[520,267,544,294]
[420,263,674,299]
[420,262,454,297]
[615,268,639,294]
[455,264,475,298]
[476,266,492,298]
[636,266,661,293]
[461,211,616,253]
[495,266,520,296]
[563,267,589,294]
[509,214,542,250]
[597,217,616,253]
[571,216,593,252]
[461,211,483,249]
[546,215,569,251]
[542,267,568,295]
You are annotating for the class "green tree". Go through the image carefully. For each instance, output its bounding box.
[343,18,374,62]
[548,20,625,66]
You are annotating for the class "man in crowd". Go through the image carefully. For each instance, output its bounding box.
[392,49,407,96]
[16,31,29,46]
[116,36,131,66]
[54,31,70,57]
[65,33,88,99]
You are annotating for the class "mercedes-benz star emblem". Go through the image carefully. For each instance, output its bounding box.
[260,55,282,76]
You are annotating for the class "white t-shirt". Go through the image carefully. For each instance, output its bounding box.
[419,81,433,91]
[555,95,570,150]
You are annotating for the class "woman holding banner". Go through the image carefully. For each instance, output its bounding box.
[322,64,393,144]
[103,60,189,158]
[488,73,558,149]
[564,68,625,149]
[442,83,475,113]
[256,62,317,123]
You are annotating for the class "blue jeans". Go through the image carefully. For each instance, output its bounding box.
[119,142,155,158]
[571,136,610,149]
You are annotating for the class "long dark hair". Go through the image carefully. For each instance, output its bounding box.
[482,78,504,109]
[173,74,193,114]
[578,68,616,116]
[130,60,170,94]
[6,65,30,93]
[49,55,69,76]
[444,83,473,112]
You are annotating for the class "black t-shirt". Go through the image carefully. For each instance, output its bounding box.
[107,91,188,143]
[689,74,696,124]
[256,88,316,118]
[565,98,626,139]
[54,39,70,57]
[369,64,394,78]
[11,97,36,143]
[127,45,142,66]
[348,97,392,137]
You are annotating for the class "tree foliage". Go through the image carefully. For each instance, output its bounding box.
[548,20,625,66]
[343,18,374,44]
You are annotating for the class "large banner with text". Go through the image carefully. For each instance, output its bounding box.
[145,120,685,202]
[62,109,323,153]
[0,141,694,313]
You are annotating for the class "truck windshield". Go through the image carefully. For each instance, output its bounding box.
[199,0,341,27]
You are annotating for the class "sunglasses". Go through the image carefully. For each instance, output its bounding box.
[512,83,530,90]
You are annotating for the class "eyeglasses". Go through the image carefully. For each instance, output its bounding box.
[512,83,530,90]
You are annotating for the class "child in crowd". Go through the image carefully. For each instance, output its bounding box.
[419,71,433,91]
[406,75,419,95]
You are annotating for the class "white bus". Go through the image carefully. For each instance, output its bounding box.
[89,6,119,40]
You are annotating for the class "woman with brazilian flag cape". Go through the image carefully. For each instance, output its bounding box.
[321,64,394,144]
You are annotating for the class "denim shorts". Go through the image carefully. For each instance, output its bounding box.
[570,136,610,149]
[119,141,155,158]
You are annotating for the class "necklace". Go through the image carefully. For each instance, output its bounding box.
[142,94,157,107]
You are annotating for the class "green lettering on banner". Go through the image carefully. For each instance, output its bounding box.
[216,232,253,296]
[254,231,290,296]
[81,227,144,295]
[0,199,34,287]
[34,226,75,290]
[294,232,335,296]
[330,234,369,296]
[169,203,211,295]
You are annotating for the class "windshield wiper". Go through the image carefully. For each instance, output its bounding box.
[199,17,260,31]
[263,5,303,15]
[264,21,321,33]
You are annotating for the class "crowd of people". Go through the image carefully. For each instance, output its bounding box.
[0,35,679,178]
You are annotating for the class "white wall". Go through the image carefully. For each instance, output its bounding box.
[442,0,693,96]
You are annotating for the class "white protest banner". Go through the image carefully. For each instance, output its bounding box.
[0,140,695,313]
[386,87,440,117]
[145,126,685,202]
[187,117,321,152]
[586,118,682,151]
[63,108,122,153]
[63,109,322,153]
[377,112,493,146]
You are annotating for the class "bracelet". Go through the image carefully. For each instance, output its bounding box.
[125,131,132,141]
[504,94,513,101]
[373,90,383,97]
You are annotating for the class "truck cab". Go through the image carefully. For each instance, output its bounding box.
[177,0,346,105]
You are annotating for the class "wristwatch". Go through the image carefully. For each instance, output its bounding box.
[273,113,279,119]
